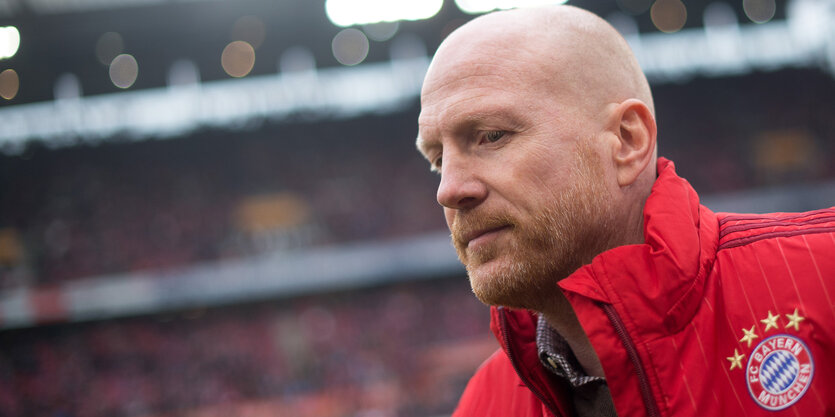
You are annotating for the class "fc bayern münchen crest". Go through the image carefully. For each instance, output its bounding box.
[746,334,814,410]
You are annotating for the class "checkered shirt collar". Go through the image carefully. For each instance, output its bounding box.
[536,314,606,387]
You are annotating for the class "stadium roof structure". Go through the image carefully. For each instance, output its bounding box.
[0,0,832,150]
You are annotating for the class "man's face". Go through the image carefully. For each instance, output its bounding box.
[417,46,617,310]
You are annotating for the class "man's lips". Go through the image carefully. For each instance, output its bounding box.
[462,225,511,247]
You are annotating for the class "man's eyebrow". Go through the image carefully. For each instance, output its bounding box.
[459,110,501,125]
[455,108,526,132]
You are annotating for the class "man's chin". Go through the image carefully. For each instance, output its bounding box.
[466,257,537,309]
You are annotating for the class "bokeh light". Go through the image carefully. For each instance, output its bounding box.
[331,28,369,66]
[221,41,256,78]
[96,32,124,66]
[54,73,82,100]
[325,0,443,27]
[362,22,400,42]
[0,69,19,100]
[231,16,266,49]
[0,26,20,60]
[109,53,138,89]
[651,0,687,33]
[455,0,567,15]
[743,0,776,24]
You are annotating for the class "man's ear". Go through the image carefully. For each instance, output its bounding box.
[608,99,657,187]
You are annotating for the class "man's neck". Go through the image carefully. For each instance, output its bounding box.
[539,293,605,378]
[536,195,648,379]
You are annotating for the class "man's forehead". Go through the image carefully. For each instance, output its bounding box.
[419,55,552,131]
[421,36,564,121]
[420,51,544,127]
[423,41,543,94]
[417,11,573,153]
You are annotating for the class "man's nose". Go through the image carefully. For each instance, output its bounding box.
[436,156,487,210]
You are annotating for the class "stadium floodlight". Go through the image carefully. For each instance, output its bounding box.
[455,0,568,15]
[0,26,20,60]
[325,0,443,27]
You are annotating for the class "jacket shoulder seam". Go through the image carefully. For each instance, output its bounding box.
[718,207,835,226]
[717,226,835,251]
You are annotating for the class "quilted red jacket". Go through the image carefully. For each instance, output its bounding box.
[453,158,835,416]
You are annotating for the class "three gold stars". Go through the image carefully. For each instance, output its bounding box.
[785,308,805,331]
[727,349,745,370]
[760,311,779,332]
[727,308,808,371]
[740,325,759,347]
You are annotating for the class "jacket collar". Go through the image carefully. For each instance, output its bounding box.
[489,158,719,412]
[558,157,719,337]
[490,306,574,417]
[493,158,720,343]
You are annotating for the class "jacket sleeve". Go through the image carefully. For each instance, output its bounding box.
[452,349,548,417]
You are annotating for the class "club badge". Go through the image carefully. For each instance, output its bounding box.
[745,334,814,411]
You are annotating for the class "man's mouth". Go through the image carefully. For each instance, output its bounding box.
[462,225,511,248]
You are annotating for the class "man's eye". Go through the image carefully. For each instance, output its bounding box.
[432,156,442,171]
[485,131,505,143]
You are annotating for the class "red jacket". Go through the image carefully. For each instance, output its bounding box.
[454,158,835,416]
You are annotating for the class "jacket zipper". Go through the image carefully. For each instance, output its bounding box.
[499,307,561,417]
[601,303,662,417]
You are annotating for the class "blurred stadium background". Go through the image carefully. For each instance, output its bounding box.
[0,0,833,415]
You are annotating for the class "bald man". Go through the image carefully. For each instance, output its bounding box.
[417,5,835,417]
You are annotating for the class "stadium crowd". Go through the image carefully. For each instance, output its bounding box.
[0,62,831,417]
[1,69,834,289]
[0,278,493,417]
[0,112,442,288]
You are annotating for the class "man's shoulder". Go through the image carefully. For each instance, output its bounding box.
[453,349,549,417]
[710,207,835,305]
[715,207,835,252]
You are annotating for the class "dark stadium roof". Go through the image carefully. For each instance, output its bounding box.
[0,0,792,105]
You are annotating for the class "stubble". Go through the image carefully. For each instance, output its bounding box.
[452,139,619,311]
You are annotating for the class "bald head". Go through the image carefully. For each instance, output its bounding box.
[416,5,658,312]
[424,5,653,118]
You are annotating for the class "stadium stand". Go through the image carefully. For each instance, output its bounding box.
[1,69,834,289]
[0,67,833,416]
[0,112,444,288]
[0,278,494,417]
[0,0,834,415]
